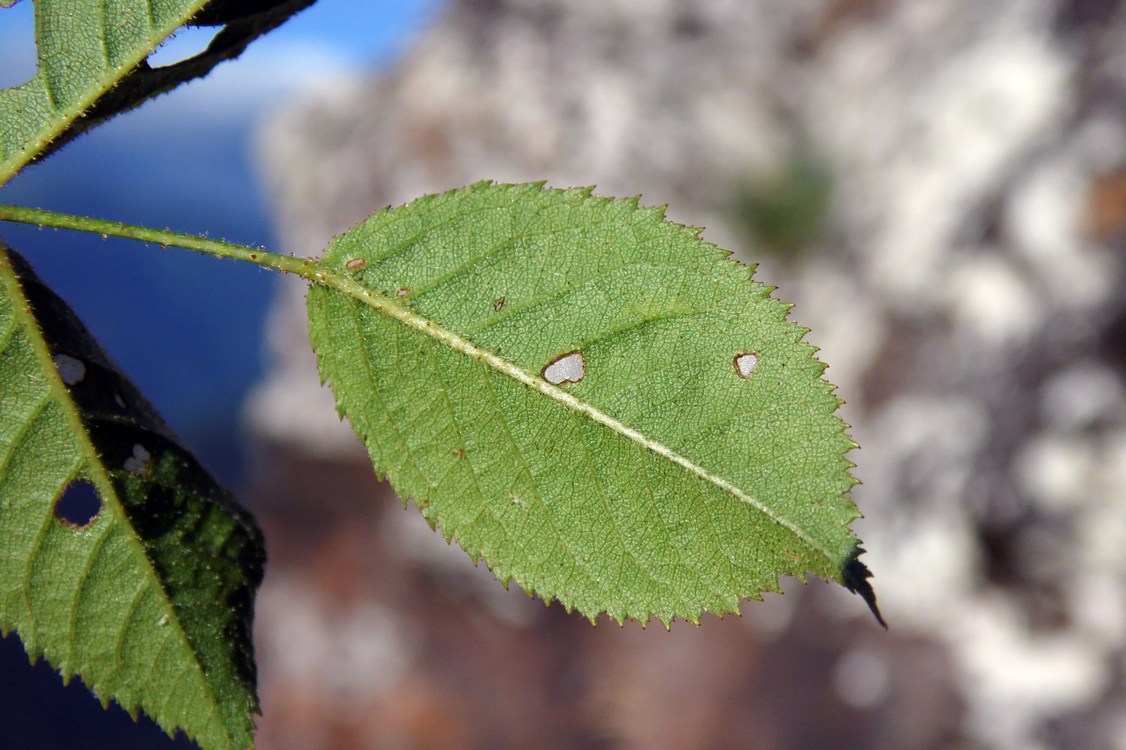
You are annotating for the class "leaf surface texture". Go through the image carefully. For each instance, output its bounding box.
[0,0,212,183]
[309,182,871,624]
[0,245,265,750]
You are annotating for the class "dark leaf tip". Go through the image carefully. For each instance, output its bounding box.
[842,549,887,629]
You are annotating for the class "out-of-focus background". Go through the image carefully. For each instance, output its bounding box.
[4,1,1126,748]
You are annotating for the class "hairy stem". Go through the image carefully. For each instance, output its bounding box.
[0,204,321,281]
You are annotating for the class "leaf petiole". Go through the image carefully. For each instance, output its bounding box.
[0,203,319,280]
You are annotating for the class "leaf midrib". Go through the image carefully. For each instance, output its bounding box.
[0,250,230,739]
[317,265,838,567]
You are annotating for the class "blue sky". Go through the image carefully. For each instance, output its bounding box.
[0,3,441,747]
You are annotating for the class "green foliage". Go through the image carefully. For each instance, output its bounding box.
[0,0,317,181]
[0,245,264,749]
[309,182,868,624]
[0,0,213,183]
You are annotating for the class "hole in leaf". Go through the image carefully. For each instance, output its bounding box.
[123,444,152,475]
[52,353,86,386]
[0,1,37,88]
[54,480,102,529]
[734,352,760,379]
[542,350,586,384]
[145,24,222,68]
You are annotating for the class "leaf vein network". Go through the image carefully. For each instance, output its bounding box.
[110,579,151,683]
[477,365,606,598]
[0,389,53,477]
[464,262,713,339]
[346,300,430,489]
[65,526,112,658]
[425,339,511,552]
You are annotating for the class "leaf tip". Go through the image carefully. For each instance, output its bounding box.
[841,548,887,629]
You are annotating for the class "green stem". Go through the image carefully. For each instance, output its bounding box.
[0,204,322,282]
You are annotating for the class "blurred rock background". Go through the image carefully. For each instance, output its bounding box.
[246,1,1126,748]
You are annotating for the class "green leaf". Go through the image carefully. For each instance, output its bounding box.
[0,0,212,184]
[0,244,265,750]
[308,181,880,626]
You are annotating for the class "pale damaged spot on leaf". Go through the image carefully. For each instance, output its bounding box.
[54,480,102,529]
[123,444,151,475]
[345,257,366,271]
[53,353,86,385]
[542,350,585,385]
[734,352,760,379]
[511,493,526,508]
